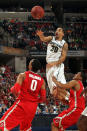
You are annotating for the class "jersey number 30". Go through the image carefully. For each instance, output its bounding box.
[30,80,37,91]
[50,45,58,53]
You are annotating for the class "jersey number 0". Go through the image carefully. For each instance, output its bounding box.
[30,80,37,91]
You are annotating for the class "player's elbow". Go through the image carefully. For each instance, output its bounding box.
[41,38,47,43]
[38,96,46,103]
[39,89,46,103]
[62,56,66,62]
[11,83,21,97]
[42,96,46,103]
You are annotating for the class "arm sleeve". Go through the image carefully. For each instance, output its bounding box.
[11,83,21,97]
[38,89,46,103]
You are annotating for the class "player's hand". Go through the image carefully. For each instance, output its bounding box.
[52,76,57,84]
[46,63,53,69]
[52,86,57,98]
[36,30,43,36]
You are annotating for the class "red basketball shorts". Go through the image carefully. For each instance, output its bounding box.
[53,107,84,130]
[0,99,37,131]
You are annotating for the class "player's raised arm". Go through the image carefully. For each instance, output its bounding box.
[57,42,68,66]
[52,76,77,89]
[36,30,52,43]
[52,72,82,91]
[16,73,25,85]
[11,73,25,96]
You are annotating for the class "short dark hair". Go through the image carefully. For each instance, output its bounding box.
[32,59,41,72]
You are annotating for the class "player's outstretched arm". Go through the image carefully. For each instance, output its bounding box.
[16,73,25,86]
[52,76,77,89]
[36,30,52,42]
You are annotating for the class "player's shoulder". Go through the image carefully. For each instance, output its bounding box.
[18,72,25,76]
[17,72,26,81]
[63,40,68,49]
[18,72,26,78]
[50,36,55,41]
[62,39,66,44]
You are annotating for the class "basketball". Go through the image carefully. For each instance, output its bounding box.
[31,6,45,19]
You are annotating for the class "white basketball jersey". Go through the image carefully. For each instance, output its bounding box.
[46,37,66,63]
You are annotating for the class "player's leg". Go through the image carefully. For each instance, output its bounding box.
[56,63,66,84]
[52,111,66,131]
[0,100,26,131]
[77,115,87,131]
[20,101,37,131]
[51,122,59,131]
[55,63,70,101]
[20,119,32,131]
[77,107,87,131]
[0,129,9,131]
[46,66,56,94]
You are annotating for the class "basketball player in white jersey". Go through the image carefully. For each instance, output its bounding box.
[36,27,69,100]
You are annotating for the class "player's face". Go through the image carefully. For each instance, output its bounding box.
[55,28,64,38]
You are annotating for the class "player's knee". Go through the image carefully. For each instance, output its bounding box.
[77,120,81,129]
[77,118,84,130]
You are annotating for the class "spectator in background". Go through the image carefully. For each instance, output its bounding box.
[0,65,5,77]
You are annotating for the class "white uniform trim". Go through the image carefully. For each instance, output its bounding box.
[26,127,32,131]
[81,106,87,116]
[0,100,20,131]
[55,91,77,129]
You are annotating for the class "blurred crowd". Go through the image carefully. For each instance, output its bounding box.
[0,65,17,118]
[0,15,87,51]
[0,18,56,51]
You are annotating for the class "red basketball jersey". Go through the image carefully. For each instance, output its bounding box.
[18,71,44,102]
[69,80,85,110]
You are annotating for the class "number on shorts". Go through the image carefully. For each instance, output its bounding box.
[30,80,37,91]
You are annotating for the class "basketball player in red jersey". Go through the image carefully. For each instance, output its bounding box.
[0,59,46,131]
[77,87,87,131]
[51,72,85,131]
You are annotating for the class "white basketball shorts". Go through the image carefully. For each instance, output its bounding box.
[46,63,66,94]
